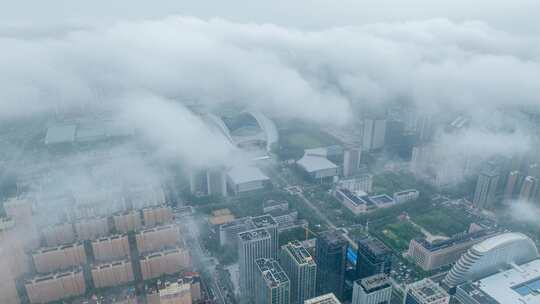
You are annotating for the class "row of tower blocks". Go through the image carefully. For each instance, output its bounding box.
[236,214,395,304]
[0,199,193,304]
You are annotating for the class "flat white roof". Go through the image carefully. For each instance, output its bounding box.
[476,259,540,304]
[227,165,269,185]
[297,154,338,173]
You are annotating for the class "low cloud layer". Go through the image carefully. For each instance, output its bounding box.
[1,16,539,167]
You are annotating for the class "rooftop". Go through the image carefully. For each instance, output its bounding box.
[305,293,342,304]
[358,274,391,293]
[227,165,269,185]
[256,258,289,287]
[407,279,449,302]
[319,230,347,247]
[283,241,315,266]
[369,194,395,206]
[337,188,373,207]
[473,232,535,254]
[297,154,338,173]
[251,214,277,228]
[239,228,270,242]
[415,229,498,252]
[358,237,392,256]
[466,258,540,304]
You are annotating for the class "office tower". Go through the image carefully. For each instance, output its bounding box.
[356,237,392,280]
[92,234,130,262]
[135,224,180,254]
[238,228,274,300]
[91,259,135,288]
[32,242,87,273]
[207,168,228,196]
[472,169,500,209]
[281,241,317,304]
[343,147,361,177]
[519,175,538,202]
[140,247,191,280]
[189,169,208,195]
[142,205,173,228]
[352,274,392,304]
[74,216,109,241]
[362,119,386,151]
[251,215,279,258]
[25,268,86,304]
[305,293,341,304]
[42,223,76,246]
[113,210,142,233]
[315,230,347,300]
[403,279,449,304]
[255,258,290,304]
[503,170,521,201]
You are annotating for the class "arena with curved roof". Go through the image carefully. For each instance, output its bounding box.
[443,232,539,288]
[205,110,278,156]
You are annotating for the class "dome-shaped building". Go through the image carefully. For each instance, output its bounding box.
[443,232,538,288]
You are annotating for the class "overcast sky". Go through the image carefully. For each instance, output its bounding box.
[2,0,540,34]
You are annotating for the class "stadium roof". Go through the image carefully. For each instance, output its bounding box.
[297,154,338,173]
[474,232,535,254]
[227,165,269,185]
[45,124,76,144]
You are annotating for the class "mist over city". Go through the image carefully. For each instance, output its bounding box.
[1,1,539,304]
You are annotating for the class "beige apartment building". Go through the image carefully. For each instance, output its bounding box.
[25,268,86,304]
[91,233,131,262]
[32,242,87,274]
[91,259,135,288]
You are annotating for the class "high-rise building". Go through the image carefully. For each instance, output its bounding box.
[140,247,191,280]
[0,243,20,304]
[91,259,135,288]
[315,230,347,300]
[356,237,392,280]
[42,223,76,246]
[91,234,130,262]
[74,216,110,241]
[135,224,180,254]
[343,147,361,177]
[280,241,317,304]
[503,170,521,201]
[32,242,87,273]
[238,228,274,301]
[472,169,500,209]
[113,210,142,233]
[362,119,386,151]
[255,258,290,304]
[142,205,173,228]
[304,293,341,304]
[403,279,449,304]
[157,281,192,304]
[519,175,538,202]
[25,268,86,304]
[251,215,279,258]
[207,168,228,196]
[352,274,392,304]
[443,232,538,288]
